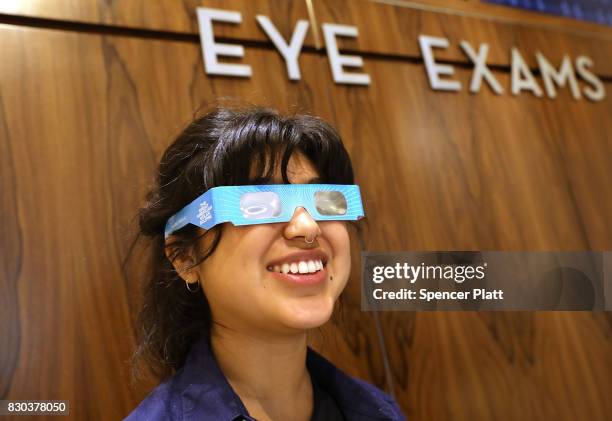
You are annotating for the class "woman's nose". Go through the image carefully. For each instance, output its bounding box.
[283,206,322,243]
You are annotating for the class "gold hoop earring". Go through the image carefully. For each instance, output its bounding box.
[185,279,200,293]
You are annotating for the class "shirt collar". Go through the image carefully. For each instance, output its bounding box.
[174,335,397,421]
[306,346,399,420]
[175,335,252,421]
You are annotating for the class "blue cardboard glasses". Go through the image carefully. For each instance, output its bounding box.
[164,184,365,238]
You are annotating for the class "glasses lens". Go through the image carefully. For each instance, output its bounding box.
[314,191,347,215]
[240,192,282,219]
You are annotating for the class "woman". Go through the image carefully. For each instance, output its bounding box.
[126,106,406,421]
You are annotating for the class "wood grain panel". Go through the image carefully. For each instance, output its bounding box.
[0,25,139,420]
[0,89,22,400]
[0,0,314,44]
[311,0,612,77]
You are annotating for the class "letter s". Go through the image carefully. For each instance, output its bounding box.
[576,55,605,101]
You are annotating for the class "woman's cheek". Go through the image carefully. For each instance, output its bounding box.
[327,226,351,295]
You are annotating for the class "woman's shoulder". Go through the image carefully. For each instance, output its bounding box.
[124,377,183,421]
[348,375,407,420]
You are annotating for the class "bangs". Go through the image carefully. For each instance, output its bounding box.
[207,109,355,188]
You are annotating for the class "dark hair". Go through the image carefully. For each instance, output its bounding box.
[129,105,360,381]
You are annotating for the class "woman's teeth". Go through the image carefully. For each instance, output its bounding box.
[267,259,324,274]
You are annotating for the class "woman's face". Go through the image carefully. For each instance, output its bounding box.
[196,153,351,336]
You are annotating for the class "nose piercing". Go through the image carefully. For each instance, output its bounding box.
[304,235,315,244]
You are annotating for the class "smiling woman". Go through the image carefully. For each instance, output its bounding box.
[126,105,405,421]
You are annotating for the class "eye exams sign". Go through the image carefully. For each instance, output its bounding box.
[196,7,606,101]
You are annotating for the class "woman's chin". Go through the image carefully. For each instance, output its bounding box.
[280,296,335,330]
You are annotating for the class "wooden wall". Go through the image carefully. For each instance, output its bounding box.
[0,1,610,420]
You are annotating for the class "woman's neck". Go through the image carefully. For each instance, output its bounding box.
[210,325,314,421]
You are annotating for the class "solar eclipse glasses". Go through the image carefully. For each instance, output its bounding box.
[164,184,365,238]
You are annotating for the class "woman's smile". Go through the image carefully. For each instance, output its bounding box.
[266,248,329,285]
[266,262,328,285]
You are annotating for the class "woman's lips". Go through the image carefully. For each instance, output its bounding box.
[268,267,327,285]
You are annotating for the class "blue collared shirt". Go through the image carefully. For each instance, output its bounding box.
[125,336,406,421]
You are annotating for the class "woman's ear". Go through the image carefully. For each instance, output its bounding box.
[164,235,199,284]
